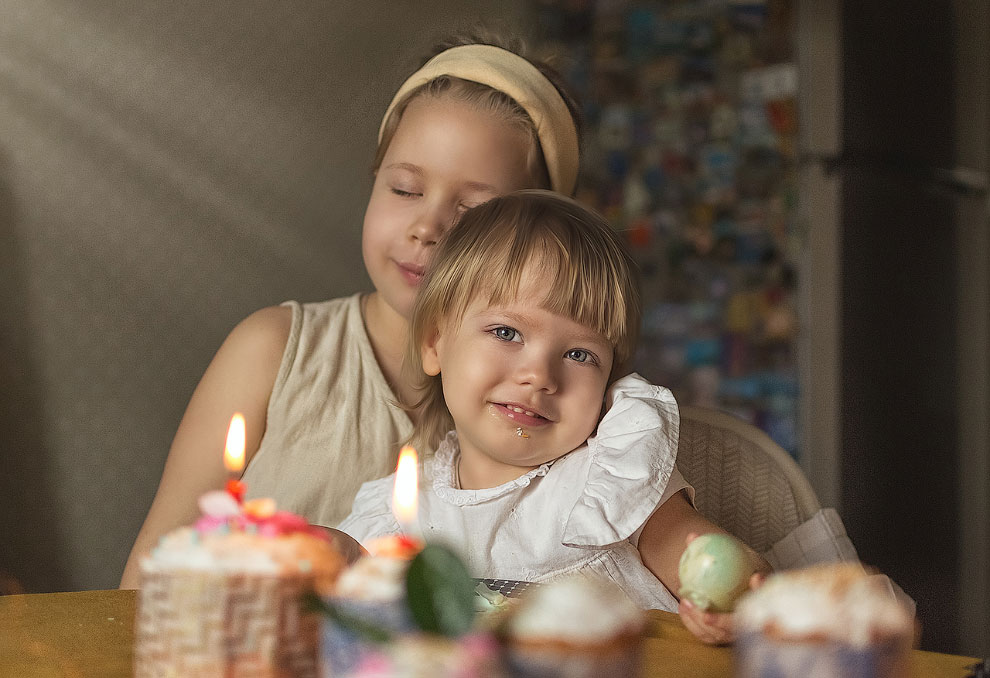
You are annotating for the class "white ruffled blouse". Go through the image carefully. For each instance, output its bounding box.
[336,373,692,611]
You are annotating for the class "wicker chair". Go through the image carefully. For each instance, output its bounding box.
[676,405,822,554]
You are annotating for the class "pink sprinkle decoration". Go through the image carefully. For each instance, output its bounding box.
[268,511,308,532]
[195,490,325,539]
[193,515,227,533]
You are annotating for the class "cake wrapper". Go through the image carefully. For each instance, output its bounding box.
[320,597,414,677]
[503,638,643,678]
[135,570,320,678]
[734,631,911,678]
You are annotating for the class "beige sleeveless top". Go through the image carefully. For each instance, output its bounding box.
[242,293,414,528]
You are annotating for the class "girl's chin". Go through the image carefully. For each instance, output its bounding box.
[389,284,419,316]
[366,290,415,325]
[396,299,416,321]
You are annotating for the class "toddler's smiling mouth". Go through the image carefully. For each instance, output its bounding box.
[506,404,543,418]
[493,402,551,427]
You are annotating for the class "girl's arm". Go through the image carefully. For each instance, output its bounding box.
[119,305,292,589]
[637,489,771,645]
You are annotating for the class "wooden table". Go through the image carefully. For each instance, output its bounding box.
[0,589,978,677]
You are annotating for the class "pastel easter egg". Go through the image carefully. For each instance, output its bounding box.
[678,533,755,613]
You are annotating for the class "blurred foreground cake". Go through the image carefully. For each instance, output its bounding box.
[734,563,915,678]
[318,540,515,678]
[347,633,506,678]
[500,575,646,678]
[321,547,417,676]
[134,491,345,678]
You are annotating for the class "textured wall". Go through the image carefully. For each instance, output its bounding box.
[0,1,528,592]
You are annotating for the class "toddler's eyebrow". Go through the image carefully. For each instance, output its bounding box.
[488,309,610,346]
[569,330,612,347]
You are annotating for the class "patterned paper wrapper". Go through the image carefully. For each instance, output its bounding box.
[319,597,415,677]
[503,634,644,678]
[734,631,912,678]
[134,570,321,678]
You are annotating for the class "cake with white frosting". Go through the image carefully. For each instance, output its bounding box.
[734,563,915,678]
[321,550,418,676]
[334,553,410,602]
[500,574,646,678]
[134,492,345,678]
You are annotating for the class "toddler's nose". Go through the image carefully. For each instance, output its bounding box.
[515,358,559,394]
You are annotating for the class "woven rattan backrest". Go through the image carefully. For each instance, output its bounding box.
[676,406,821,553]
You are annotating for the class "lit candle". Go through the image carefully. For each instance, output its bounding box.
[224,413,247,503]
[392,445,418,536]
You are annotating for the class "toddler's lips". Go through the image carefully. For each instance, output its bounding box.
[492,402,550,428]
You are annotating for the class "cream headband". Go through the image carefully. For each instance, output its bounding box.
[378,44,580,195]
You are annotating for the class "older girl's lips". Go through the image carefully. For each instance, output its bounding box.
[396,260,426,286]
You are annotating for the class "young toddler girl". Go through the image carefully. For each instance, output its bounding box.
[120,31,584,589]
[337,189,769,643]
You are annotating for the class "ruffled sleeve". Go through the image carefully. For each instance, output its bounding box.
[334,475,401,546]
[562,373,680,548]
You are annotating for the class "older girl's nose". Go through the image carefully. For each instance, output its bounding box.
[408,201,455,246]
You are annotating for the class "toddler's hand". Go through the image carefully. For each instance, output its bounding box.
[677,531,768,645]
[678,570,765,645]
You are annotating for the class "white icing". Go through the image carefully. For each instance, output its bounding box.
[140,527,335,576]
[508,575,643,642]
[333,556,408,602]
[735,565,913,648]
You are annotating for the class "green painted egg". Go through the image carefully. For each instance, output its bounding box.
[677,533,755,613]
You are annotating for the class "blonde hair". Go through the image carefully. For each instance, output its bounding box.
[405,190,641,450]
[374,32,583,194]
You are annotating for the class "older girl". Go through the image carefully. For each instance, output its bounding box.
[121,33,583,589]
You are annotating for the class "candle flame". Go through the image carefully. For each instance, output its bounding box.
[224,413,246,473]
[392,445,418,528]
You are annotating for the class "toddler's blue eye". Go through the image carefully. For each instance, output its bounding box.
[493,327,519,342]
[566,349,591,363]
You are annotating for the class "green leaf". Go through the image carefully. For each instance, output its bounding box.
[405,543,477,637]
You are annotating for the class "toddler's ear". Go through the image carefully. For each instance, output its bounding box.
[420,331,442,376]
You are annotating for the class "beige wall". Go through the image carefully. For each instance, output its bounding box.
[0,2,529,592]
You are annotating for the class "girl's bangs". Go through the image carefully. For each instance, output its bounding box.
[481,231,634,361]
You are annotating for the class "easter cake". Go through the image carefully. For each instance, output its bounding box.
[499,574,646,678]
[318,539,512,677]
[320,547,417,675]
[133,491,346,678]
[734,562,915,678]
